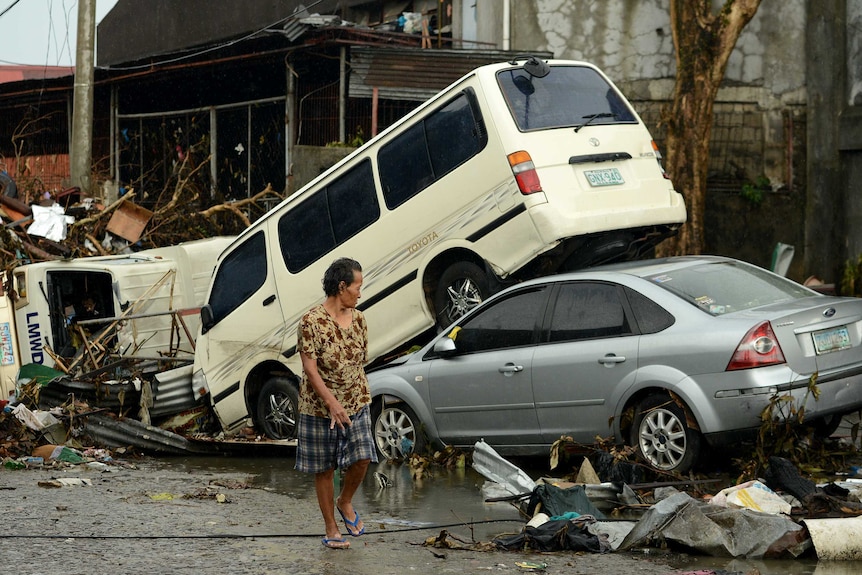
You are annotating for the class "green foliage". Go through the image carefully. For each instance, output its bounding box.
[740,175,771,206]
[734,373,852,482]
[325,126,365,148]
[841,253,862,297]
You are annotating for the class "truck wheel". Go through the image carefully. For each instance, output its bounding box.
[372,400,425,460]
[433,261,488,330]
[255,377,299,440]
[631,393,700,473]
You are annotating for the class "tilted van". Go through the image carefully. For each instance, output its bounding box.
[192,56,687,439]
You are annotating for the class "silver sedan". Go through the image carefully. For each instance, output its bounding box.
[368,256,862,473]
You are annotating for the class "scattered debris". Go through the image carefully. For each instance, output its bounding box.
[471,440,862,561]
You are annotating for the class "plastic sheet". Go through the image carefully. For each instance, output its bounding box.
[618,490,809,558]
[472,440,536,497]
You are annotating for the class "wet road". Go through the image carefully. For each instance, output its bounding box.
[160,454,526,542]
[156,453,862,575]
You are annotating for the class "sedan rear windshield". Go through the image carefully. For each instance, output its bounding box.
[497,65,637,131]
[647,261,816,316]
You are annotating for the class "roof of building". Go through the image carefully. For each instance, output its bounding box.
[0,65,74,84]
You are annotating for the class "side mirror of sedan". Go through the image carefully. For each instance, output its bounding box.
[433,337,458,357]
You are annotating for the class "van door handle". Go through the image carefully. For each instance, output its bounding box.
[262,294,276,306]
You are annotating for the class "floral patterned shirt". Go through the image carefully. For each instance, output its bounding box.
[297,304,371,418]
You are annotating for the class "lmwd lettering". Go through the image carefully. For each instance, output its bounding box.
[26,312,44,364]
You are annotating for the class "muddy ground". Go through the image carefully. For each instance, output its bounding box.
[0,457,686,575]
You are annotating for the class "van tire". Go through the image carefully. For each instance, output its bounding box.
[371,400,426,460]
[434,261,488,330]
[255,377,299,440]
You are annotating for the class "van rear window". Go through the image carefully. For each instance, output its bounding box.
[497,65,637,132]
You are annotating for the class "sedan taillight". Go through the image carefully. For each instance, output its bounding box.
[726,321,786,371]
[508,151,543,194]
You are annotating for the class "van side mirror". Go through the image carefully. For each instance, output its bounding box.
[433,337,458,357]
[200,304,214,333]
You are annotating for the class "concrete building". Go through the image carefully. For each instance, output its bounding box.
[0,0,858,285]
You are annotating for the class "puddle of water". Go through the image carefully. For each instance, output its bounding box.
[154,454,862,573]
[154,455,525,541]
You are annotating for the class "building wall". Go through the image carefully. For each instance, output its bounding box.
[449,0,862,286]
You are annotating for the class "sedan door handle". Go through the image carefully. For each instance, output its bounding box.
[499,363,524,374]
[262,294,276,306]
[598,354,626,365]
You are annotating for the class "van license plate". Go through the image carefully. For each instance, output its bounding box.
[584,168,624,187]
[813,326,851,355]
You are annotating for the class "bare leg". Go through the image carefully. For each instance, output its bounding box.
[315,469,347,546]
[336,458,370,534]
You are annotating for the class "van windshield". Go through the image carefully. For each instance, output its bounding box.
[497,65,637,132]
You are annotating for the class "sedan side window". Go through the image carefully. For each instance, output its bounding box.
[548,282,632,342]
[453,287,548,353]
[625,287,674,333]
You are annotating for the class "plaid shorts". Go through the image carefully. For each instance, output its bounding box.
[295,405,378,473]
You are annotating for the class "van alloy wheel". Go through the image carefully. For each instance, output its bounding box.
[434,261,489,330]
[256,378,299,440]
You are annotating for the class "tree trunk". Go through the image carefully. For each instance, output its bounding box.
[657,0,762,256]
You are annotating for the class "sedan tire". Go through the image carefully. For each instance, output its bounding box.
[631,394,701,474]
[372,400,426,460]
[255,377,299,440]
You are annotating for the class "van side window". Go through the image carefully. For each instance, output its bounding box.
[497,65,637,131]
[278,159,379,272]
[208,231,267,324]
[379,91,487,209]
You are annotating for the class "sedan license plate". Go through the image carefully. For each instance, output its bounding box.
[812,326,851,355]
[584,167,624,187]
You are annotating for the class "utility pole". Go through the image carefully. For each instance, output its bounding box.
[70,0,96,192]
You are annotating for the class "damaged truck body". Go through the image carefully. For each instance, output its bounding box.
[2,237,234,407]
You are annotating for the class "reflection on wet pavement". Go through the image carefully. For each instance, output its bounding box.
[156,454,862,574]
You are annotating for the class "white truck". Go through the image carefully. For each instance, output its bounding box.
[3,237,234,391]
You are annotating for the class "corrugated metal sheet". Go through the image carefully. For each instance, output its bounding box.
[83,413,210,454]
[150,365,199,418]
[349,48,554,101]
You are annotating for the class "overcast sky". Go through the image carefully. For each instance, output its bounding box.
[0,0,119,66]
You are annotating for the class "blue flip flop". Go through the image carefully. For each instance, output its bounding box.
[337,507,365,537]
[322,536,350,549]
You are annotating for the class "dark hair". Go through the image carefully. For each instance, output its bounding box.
[322,258,362,297]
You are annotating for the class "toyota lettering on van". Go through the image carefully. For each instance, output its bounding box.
[407,231,439,255]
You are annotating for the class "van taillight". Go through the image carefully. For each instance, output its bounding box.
[651,141,671,180]
[507,151,543,194]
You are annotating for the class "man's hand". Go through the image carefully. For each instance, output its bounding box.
[328,400,351,430]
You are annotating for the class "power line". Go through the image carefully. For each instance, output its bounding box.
[0,0,22,19]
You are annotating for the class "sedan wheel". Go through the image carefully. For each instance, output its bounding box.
[632,394,700,473]
[372,401,425,460]
[255,378,299,440]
